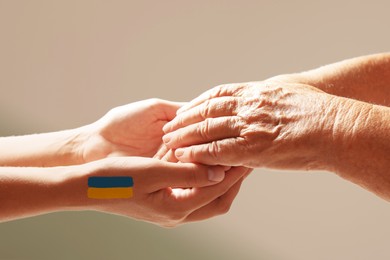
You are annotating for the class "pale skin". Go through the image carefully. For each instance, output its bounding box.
[0,99,249,226]
[0,99,188,167]
[163,53,390,201]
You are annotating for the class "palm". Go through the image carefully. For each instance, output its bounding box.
[84,99,180,162]
[102,109,165,157]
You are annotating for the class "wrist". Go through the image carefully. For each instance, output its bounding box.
[323,97,374,175]
[55,160,117,212]
[0,127,89,167]
[54,163,93,211]
[266,73,311,85]
[56,126,91,166]
[293,93,340,172]
[62,123,113,165]
[0,166,76,221]
[77,122,117,164]
[267,72,329,94]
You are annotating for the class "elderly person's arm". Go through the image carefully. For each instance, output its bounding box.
[272,52,390,106]
[162,60,390,201]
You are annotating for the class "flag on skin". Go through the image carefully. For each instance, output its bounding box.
[87,176,134,199]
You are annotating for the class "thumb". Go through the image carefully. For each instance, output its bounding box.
[156,100,187,121]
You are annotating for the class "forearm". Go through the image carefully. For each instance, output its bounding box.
[0,127,88,167]
[0,166,69,222]
[273,53,390,106]
[327,97,390,200]
[0,163,102,222]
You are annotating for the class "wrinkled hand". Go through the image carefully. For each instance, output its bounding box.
[81,99,183,162]
[76,157,249,227]
[162,81,337,170]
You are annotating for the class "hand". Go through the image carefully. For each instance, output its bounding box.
[162,81,337,170]
[66,157,249,227]
[153,143,252,221]
[81,99,184,162]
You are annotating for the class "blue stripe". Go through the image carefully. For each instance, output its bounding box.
[88,176,133,188]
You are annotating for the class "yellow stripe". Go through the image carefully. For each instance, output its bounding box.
[88,187,133,199]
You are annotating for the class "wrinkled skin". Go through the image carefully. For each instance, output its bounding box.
[163,81,338,171]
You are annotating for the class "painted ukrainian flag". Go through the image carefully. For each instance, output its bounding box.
[88,176,134,199]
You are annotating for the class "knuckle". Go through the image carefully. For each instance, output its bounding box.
[226,83,244,96]
[197,118,213,141]
[224,98,238,113]
[172,131,184,145]
[188,146,197,161]
[232,116,244,131]
[171,114,185,129]
[212,85,224,97]
[177,115,186,127]
[208,141,220,159]
[200,99,212,119]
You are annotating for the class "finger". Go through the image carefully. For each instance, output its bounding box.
[185,168,251,223]
[184,176,245,223]
[153,144,179,163]
[184,167,251,222]
[153,144,170,160]
[161,167,248,219]
[174,138,247,166]
[163,97,240,133]
[161,149,179,163]
[163,117,242,149]
[147,162,227,192]
[177,84,246,114]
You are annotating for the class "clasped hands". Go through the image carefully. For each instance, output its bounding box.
[74,99,251,227]
[3,54,390,226]
[81,78,336,227]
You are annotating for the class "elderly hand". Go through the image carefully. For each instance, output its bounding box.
[162,81,338,171]
[80,99,184,162]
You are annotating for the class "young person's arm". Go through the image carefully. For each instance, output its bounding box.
[0,99,183,167]
[0,156,249,227]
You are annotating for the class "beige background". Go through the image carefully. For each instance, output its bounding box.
[0,0,390,259]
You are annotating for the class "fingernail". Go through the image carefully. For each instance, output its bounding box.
[175,149,184,157]
[162,134,171,144]
[208,167,225,182]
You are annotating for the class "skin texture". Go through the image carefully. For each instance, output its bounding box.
[163,53,390,201]
[0,99,249,226]
[274,53,390,106]
[163,82,335,170]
